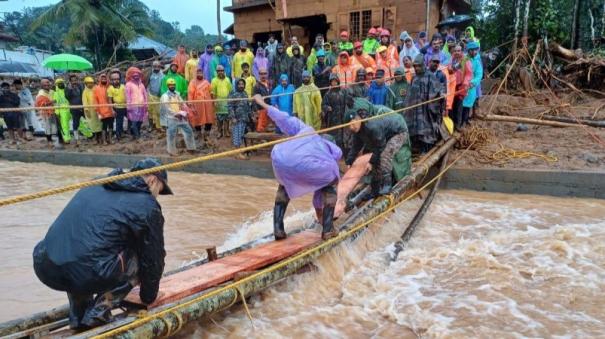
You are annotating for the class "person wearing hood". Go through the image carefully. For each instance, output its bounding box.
[82,76,102,144]
[367,69,388,105]
[338,30,354,53]
[442,35,456,65]
[185,49,200,83]
[399,31,420,65]
[173,44,188,75]
[377,30,400,77]
[293,70,322,130]
[187,68,215,144]
[264,34,278,62]
[197,45,214,82]
[233,40,255,79]
[352,41,377,73]
[33,158,171,329]
[462,41,483,127]
[401,55,415,83]
[415,31,429,51]
[376,45,399,82]
[286,36,305,57]
[253,94,342,241]
[344,102,412,197]
[270,74,295,122]
[324,41,338,67]
[210,65,233,138]
[386,67,409,111]
[363,28,380,56]
[405,54,445,154]
[93,74,114,144]
[350,68,369,98]
[464,26,480,48]
[332,51,359,86]
[125,67,148,140]
[321,73,349,151]
[312,49,331,95]
[160,63,188,100]
[253,47,269,80]
[228,78,253,159]
[161,78,196,156]
[270,43,290,88]
[288,45,307,88]
[209,45,232,80]
[52,78,72,144]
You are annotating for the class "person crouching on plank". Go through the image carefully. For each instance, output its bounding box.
[253,94,341,241]
[344,107,412,198]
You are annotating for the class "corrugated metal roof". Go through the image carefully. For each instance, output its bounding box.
[128,35,176,59]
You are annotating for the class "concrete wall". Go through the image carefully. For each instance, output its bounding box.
[2,150,604,199]
[0,150,275,179]
[443,167,605,199]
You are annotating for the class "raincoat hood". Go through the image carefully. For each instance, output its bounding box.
[125,67,143,82]
[465,26,476,39]
[102,168,152,194]
[256,48,266,58]
[279,74,289,86]
[350,97,377,117]
[338,51,350,66]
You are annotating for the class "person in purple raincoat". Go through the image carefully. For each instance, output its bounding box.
[252,47,269,80]
[198,44,214,82]
[253,94,341,241]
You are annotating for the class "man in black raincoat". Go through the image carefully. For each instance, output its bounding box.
[33,158,171,329]
[321,73,349,152]
[349,68,369,99]
[270,43,290,88]
[288,45,307,88]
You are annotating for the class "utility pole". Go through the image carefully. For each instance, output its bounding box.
[217,0,222,42]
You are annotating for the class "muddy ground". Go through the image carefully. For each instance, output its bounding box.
[1,91,604,171]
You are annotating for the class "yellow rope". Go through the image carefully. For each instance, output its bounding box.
[0,95,446,208]
[89,138,472,339]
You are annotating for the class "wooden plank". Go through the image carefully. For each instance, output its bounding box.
[124,231,321,308]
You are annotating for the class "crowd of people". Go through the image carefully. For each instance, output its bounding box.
[0,26,483,157]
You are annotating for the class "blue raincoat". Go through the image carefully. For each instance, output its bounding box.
[462,53,483,108]
[270,74,295,114]
[367,81,388,106]
[267,106,342,208]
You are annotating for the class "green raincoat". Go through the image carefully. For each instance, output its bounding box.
[160,71,188,99]
[52,88,72,143]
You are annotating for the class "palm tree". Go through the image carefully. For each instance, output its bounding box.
[31,0,152,69]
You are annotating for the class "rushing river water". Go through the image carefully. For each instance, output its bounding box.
[1,160,604,338]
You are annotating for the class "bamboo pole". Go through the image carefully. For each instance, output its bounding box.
[482,114,583,127]
[542,115,605,127]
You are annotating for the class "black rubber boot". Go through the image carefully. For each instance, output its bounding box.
[273,201,288,240]
[378,174,393,196]
[67,293,93,329]
[80,281,135,328]
[321,205,337,240]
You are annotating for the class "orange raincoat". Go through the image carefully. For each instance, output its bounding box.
[331,52,360,86]
[187,78,215,127]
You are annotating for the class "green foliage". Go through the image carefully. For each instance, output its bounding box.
[3,0,221,70]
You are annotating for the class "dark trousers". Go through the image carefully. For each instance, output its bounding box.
[115,108,127,139]
[33,243,139,329]
[130,121,142,139]
[101,117,114,133]
[451,97,464,130]
[71,109,84,132]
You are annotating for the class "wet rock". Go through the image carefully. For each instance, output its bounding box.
[581,152,599,164]
[516,123,529,132]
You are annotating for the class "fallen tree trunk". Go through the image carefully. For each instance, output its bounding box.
[481,114,582,128]
[542,115,605,128]
[548,42,583,60]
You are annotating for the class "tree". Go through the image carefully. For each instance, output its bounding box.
[31,0,152,69]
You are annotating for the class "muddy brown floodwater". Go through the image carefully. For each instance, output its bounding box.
[1,160,605,338]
